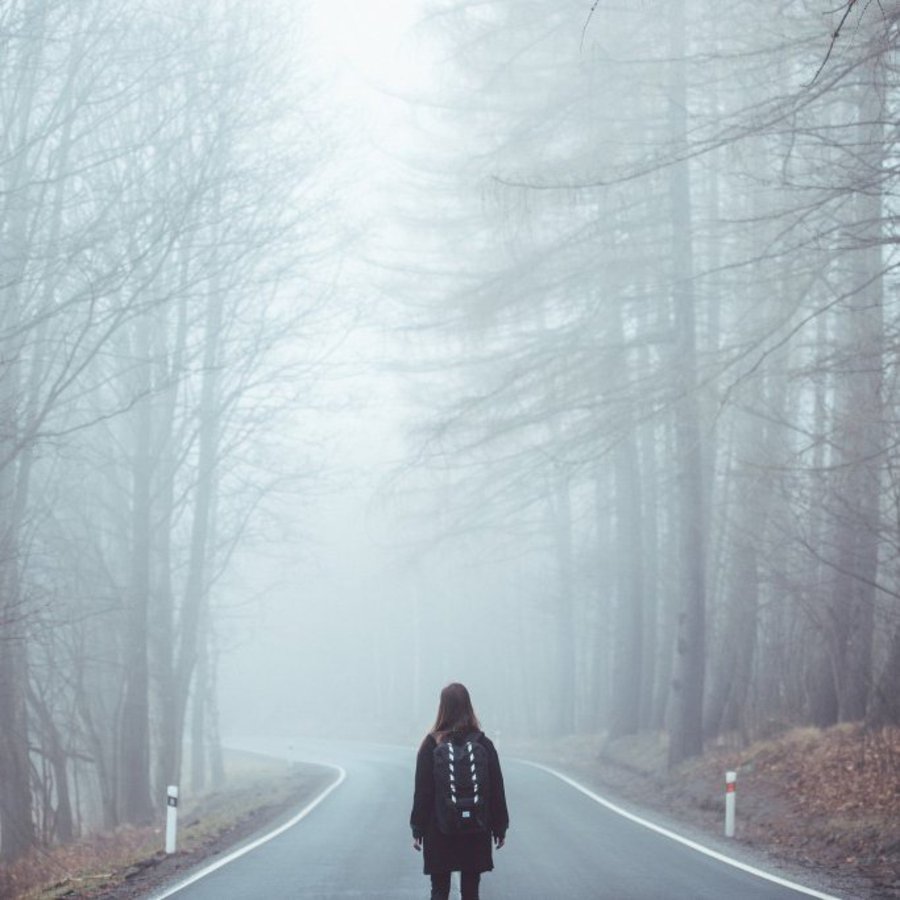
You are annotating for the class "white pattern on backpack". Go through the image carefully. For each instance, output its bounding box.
[449,743,457,804]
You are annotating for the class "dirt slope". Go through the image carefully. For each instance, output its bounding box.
[510,724,900,900]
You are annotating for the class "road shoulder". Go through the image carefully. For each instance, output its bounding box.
[509,730,896,900]
[19,753,335,900]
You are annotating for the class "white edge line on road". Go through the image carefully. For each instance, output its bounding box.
[523,761,842,900]
[148,764,347,900]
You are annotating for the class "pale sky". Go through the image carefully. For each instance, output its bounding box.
[308,0,426,91]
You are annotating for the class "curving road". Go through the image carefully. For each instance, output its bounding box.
[148,740,841,900]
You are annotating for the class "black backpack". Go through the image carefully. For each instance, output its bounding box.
[433,732,490,835]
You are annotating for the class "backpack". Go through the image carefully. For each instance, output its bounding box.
[432,732,490,835]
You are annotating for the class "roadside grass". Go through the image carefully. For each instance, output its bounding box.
[2,751,328,900]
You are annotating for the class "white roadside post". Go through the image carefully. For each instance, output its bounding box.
[166,785,179,854]
[725,771,736,838]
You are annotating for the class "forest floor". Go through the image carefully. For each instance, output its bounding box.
[2,750,335,900]
[510,722,900,900]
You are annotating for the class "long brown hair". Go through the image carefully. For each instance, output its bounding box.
[429,682,481,742]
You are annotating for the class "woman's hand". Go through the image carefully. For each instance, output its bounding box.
[413,837,423,852]
[494,835,505,849]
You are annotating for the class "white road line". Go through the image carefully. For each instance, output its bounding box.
[523,761,843,900]
[148,765,347,900]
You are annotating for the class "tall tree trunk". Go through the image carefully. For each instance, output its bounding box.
[828,53,884,722]
[666,0,707,767]
[651,421,678,731]
[704,465,762,738]
[153,260,189,801]
[0,622,33,860]
[0,383,35,856]
[0,322,35,862]
[165,264,224,788]
[0,1,47,854]
[608,301,644,739]
[639,415,660,730]
[118,323,155,825]
[609,432,644,738]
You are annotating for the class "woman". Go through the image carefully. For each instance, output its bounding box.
[410,683,509,900]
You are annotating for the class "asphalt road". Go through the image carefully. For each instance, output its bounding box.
[150,740,841,900]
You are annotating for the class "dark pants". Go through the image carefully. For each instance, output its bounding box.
[430,871,481,899]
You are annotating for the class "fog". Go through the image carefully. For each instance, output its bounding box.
[1,0,899,858]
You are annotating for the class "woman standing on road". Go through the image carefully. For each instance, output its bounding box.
[410,683,509,900]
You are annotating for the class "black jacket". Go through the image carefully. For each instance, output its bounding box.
[410,731,509,875]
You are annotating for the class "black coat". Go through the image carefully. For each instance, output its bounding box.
[410,731,509,875]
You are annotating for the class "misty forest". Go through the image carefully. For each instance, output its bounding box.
[1,0,899,877]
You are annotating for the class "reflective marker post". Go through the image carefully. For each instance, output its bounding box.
[725,771,736,838]
[166,785,179,853]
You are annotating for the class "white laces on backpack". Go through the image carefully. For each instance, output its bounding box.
[467,741,479,806]
[448,742,457,805]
